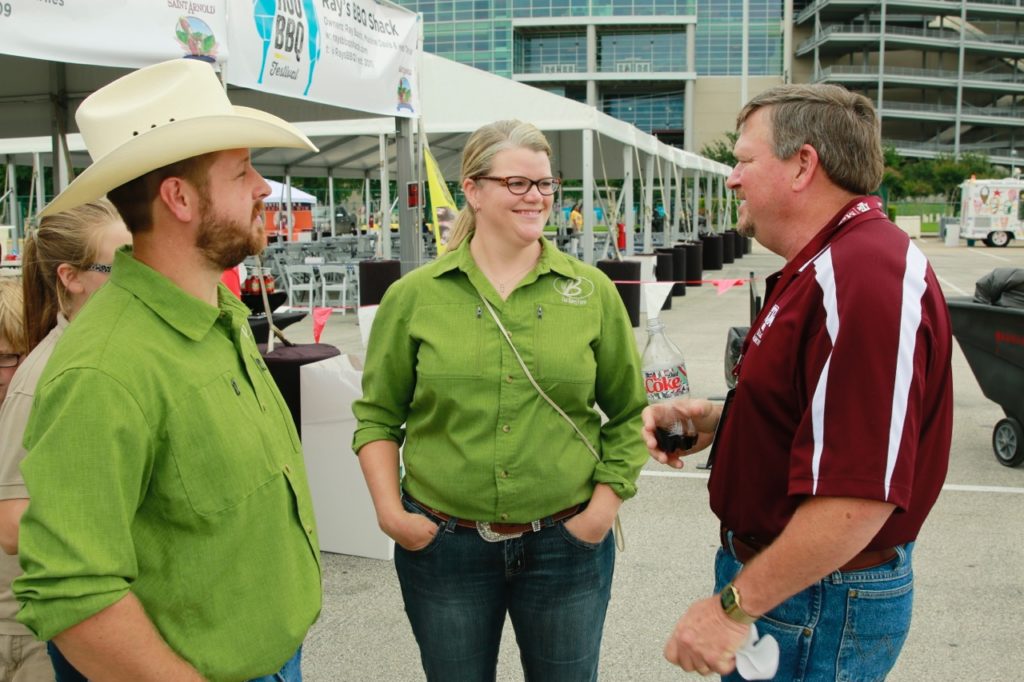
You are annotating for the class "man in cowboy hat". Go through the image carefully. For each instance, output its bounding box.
[13,59,322,681]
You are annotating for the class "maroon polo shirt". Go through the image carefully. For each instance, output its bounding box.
[709,196,953,551]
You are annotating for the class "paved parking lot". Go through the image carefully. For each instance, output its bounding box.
[288,236,1024,681]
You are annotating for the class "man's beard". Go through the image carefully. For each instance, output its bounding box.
[195,193,266,271]
[734,201,756,239]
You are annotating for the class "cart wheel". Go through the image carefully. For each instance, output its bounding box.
[986,231,1011,248]
[992,418,1024,467]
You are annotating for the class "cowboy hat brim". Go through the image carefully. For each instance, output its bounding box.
[40,106,317,217]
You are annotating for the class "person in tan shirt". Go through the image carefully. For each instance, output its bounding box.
[0,200,130,680]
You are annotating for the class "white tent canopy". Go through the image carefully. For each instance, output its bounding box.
[265,179,316,206]
[2,52,734,262]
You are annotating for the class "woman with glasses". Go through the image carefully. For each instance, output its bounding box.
[354,120,648,681]
[0,199,130,681]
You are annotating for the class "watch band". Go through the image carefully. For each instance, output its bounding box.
[720,581,758,625]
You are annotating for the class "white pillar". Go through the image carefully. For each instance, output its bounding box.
[673,165,683,244]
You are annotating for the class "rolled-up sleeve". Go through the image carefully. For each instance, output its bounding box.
[14,368,152,640]
[591,276,648,500]
[351,285,418,454]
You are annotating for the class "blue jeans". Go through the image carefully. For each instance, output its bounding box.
[716,535,914,682]
[46,642,301,681]
[395,495,615,682]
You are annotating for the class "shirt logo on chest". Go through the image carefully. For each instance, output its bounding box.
[553,276,594,305]
[751,304,780,346]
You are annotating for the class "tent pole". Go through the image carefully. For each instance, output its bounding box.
[623,144,635,255]
[328,171,336,238]
[379,134,390,260]
[396,116,419,274]
[582,129,594,265]
[643,152,654,251]
[674,164,683,245]
[284,169,294,242]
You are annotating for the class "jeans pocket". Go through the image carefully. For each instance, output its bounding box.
[557,521,604,550]
[399,496,445,555]
[837,578,914,682]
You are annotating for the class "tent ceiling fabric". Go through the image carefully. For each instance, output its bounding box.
[1,52,731,181]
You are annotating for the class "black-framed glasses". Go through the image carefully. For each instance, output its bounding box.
[472,176,561,196]
[0,353,21,368]
[85,263,113,274]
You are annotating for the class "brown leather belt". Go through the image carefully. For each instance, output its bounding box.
[721,527,898,573]
[407,495,583,535]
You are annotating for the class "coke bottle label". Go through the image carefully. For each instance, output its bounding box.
[643,365,690,402]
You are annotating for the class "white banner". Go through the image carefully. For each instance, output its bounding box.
[226,0,420,118]
[0,0,420,118]
[0,0,228,67]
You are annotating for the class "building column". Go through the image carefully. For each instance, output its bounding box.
[685,24,696,152]
[586,24,598,107]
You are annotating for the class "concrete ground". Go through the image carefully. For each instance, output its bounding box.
[283,236,1024,681]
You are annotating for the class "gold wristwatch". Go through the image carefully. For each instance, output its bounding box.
[720,581,758,624]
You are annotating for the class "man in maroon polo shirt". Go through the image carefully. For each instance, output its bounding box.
[643,84,953,680]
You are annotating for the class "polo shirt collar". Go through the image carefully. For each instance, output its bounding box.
[109,247,246,342]
[785,195,885,279]
[433,235,577,281]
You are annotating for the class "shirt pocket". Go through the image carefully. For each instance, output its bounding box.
[413,304,483,378]
[167,370,280,517]
[534,304,598,384]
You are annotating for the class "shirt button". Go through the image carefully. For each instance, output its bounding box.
[283,464,292,475]
[502,424,511,433]
[500,470,509,479]
[500,513,509,521]
[506,375,514,383]
[305,525,313,534]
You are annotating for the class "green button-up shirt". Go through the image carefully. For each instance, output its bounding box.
[14,248,322,681]
[353,237,648,522]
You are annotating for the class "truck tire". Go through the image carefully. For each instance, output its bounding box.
[993,417,1024,467]
[985,231,1011,247]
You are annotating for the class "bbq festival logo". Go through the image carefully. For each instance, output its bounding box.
[253,0,322,95]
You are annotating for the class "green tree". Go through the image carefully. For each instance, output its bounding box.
[700,131,738,166]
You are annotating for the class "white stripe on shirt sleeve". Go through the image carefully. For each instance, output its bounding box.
[811,248,839,495]
[885,242,928,500]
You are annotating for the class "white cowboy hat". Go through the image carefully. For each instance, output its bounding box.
[41,58,317,217]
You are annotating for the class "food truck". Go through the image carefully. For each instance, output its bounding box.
[957,177,1023,247]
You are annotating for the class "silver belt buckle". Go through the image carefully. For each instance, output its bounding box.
[476,521,524,543]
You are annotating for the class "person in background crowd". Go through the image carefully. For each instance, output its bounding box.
[0,277,36,680]
[0,200,131,681]
[0,280,24,408]
[644,84,953,680]
[353,119,648,682]
[568,200,583,256]
[12,58,322,682]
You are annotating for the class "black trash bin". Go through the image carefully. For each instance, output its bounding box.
[657,246,686,297]
[702,234,724,271]
[597,259,641,328]
[359,259,401,306]
[679,241,703,288]
[721,230,735,264]
[726,230,743,260]
[654,250,674,311]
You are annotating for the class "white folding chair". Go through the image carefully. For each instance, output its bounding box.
[319,264,349,314]
[283,264,316,310]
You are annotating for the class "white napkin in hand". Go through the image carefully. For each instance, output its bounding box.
[735,624,779,680]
